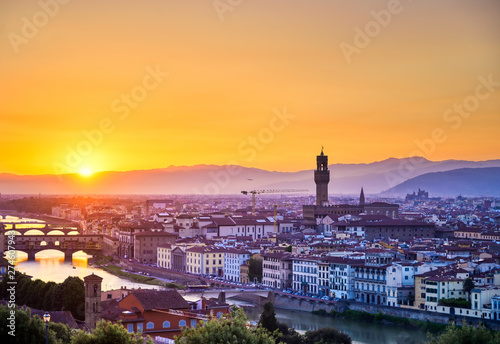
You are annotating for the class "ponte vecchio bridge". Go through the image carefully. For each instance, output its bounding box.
[1,223,102,261]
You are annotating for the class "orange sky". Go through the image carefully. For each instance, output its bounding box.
[1,0,499,175]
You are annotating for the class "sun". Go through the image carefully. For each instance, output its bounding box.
[79,167,93,177]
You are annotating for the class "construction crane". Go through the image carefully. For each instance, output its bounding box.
[240,189,308,216]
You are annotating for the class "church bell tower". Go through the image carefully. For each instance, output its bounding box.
[314,147,330,206]
[84,273,103,330]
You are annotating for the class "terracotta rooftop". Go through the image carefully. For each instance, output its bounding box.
[124,289,189,311]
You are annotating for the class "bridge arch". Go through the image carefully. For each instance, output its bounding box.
[36,248,65,259]
[7,250,28,262]
[24,229,45,236]
[3,230,22,236]
[46,230,66,236]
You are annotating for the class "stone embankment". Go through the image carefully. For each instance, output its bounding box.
[120,262,203,285]
[233,292,500,331]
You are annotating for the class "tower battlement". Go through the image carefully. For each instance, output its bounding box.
[314,148,330,206]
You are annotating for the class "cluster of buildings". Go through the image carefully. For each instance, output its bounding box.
[46,150,500,328]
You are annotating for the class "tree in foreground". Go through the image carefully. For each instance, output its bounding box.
[425,321,500,344]
[175,305,275,344]
[0,304,72,344]
[258,302,352,344]
[70,320,153,344]
[259,302,279,334]
[304,328,352,344]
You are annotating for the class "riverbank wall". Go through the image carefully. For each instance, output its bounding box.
[232,293,500,331]
[119,261,203,285]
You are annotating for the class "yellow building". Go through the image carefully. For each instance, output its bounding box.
[186,246,226,277]
[240,263,250,285]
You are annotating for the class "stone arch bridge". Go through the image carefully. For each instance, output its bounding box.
[1,225,102,261]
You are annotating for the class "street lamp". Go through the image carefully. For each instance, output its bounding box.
[43,312,50,344]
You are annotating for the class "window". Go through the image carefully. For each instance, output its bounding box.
[217,311,223,318]
[127,323,133,333]
[137,323,143,332]
[191,319,197,328]
[163,321,170,328]
[146,322,154,329]
[179,320,187,327]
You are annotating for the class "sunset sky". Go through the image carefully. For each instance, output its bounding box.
[1,0,499,175]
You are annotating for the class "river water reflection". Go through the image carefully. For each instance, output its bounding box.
[244,305,429,344]
[13,252,163,291]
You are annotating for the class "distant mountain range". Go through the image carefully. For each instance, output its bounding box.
[1,157,499,196]
[382,167,500,197]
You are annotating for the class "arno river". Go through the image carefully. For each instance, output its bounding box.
[3,217,429,344]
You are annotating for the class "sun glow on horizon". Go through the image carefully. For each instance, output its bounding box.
[79,167,93,177]
[1,1,499,175]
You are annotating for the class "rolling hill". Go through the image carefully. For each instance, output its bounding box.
[382,167,500,197]
[1,157,499,195]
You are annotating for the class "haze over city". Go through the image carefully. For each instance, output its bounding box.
[1,0,499,177]
[2,2,500,342]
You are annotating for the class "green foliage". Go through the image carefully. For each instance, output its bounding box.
[70,320,153,344]
[258,304,352,344]
[304,327,352,344]
[61,276,85,320]
[248,258,263,283]
[373,311,384,324]
[0,304,73,344]
[285,245,292,252]
[0,271,85,321]
[425,321,500,344]
[463,278,475,301]
[175,305,275,344]
[0,196,60,214]
[164,282,185,290]
[259,302,279,334]
[93,255,114,266]
[438,298,471,309]
[101,264,165,286]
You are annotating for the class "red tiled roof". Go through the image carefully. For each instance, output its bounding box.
[125,290,188,311]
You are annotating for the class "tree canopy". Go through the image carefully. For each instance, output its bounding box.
[259,302,279,334]
[248,258,263,283]
[0,272,85,320]
[426,321,500,344]
[258,302,352,344]
[70,320,153,344]
[175,305,275,344]
[463,278,476,301]
[0,304,72,344]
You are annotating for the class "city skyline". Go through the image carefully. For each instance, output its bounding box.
[2,0,499,176]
